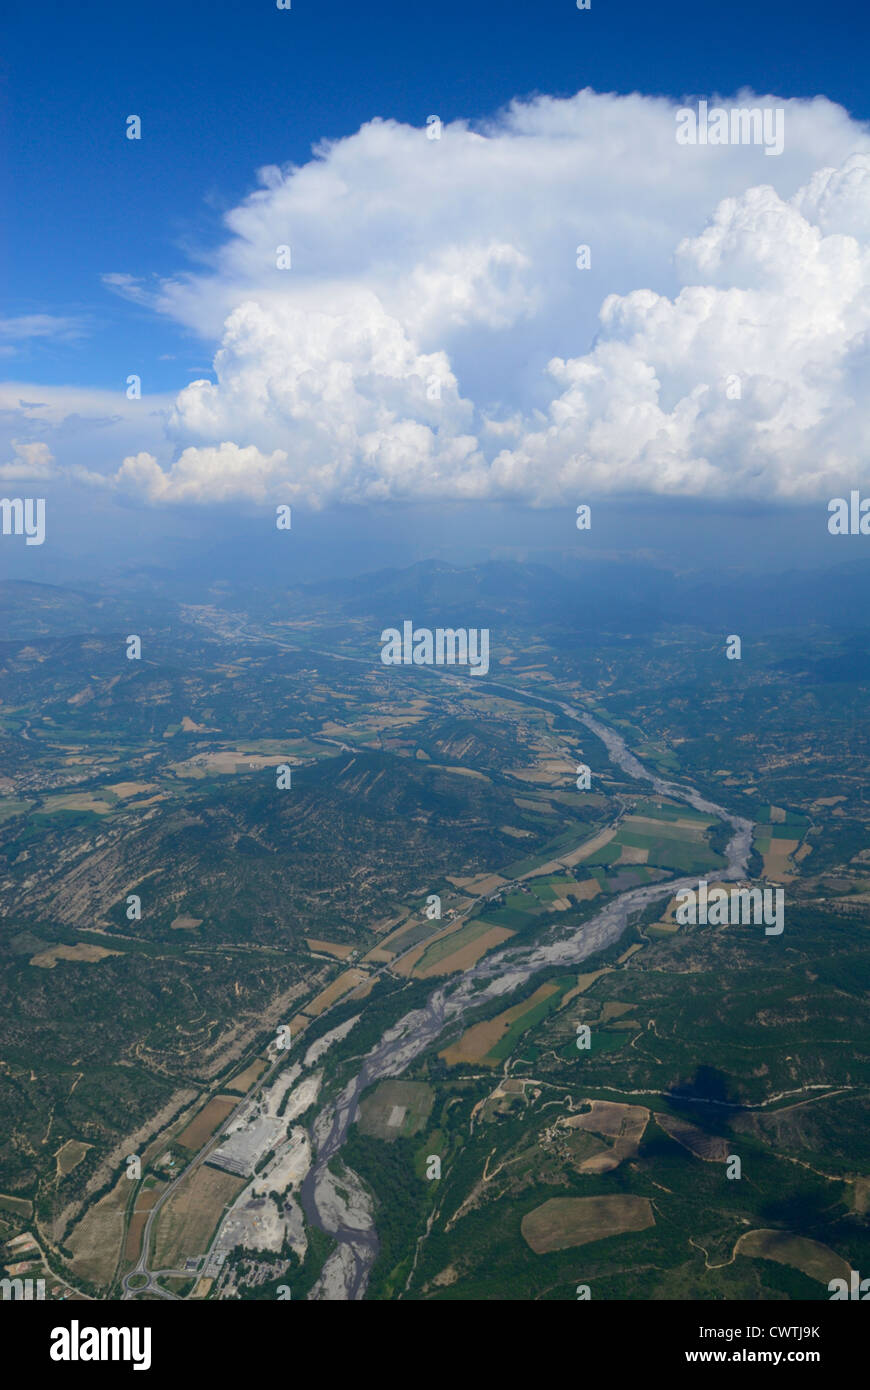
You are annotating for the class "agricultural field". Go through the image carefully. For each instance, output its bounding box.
[440,978,574,1066]
[358,1081,435,1141]
[151,1165,247,1270]
[2,563,870,1304]
[753,808,811,882]
[734,1230,851,1285]
[583,799,725,877]
[174,1098,239,1153]
[226,1060,268,1095]
[409,920,515,977]
[521,1195,656,1253]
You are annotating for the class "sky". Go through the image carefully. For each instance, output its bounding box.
[2,0,870,580]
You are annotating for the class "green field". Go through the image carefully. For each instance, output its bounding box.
[485,976,575,1062]
[416,918,502,972]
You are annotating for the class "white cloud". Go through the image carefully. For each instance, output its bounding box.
[101,273,161,308]
[0,315,86,347]
[0,440,56,481]
[491,173,870,501]
[16,89,870,505]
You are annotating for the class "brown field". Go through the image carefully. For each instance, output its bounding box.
[392,918,466,977]
[561,827,616,866]
[522,1194,655,1253]
[761,838,800,882]
[523,859,569,879]
[55,1139,92,1176]
[30,942,121,968]
[171,750,291,778]
[123,1185,165,1263]
[175,1096,237,1151]
[362,946,394,965]
[393,942,440,977]
[226,1059,267,1094]
[392,942,427,976]
[414,925,514,978]
[510,758,576,785]
[624,814,706,840]
[66,1176,130,1286]
[616,844,648,864]
[426,764,490,780]
[303,968,370,1015]
[561,969,611,1006]
[600,1001,635,1022]
[564,1100,650,1174]
[306,938,354,960]
[656,1114,730,1161]
[440,983,560,1065]
[656,894,682,925]
[106,781,159,798]
[152,1165,246,1270]
[40,792,115,814]
[500,825,534,839]
[170,915,203,930]
[657,885,729,926]
[735,1229,850,1284]
[513,796,557,814]
[446,873,507,895]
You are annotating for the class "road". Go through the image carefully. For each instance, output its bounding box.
[176,616,754,1300]
[296,676,752,1299]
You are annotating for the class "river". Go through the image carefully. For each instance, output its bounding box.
[299,680,753,1300]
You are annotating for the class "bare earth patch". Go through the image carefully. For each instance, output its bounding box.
[656,1114,730,1161]
[30,942,121,968]
[175,1096,238,1151]
[55,1139,92,1177]
[152,1165,246,1270]
[735,1229,850,1284]
[522,1195,655,1253]
[306,939,354,960]
[303,969,370,1015]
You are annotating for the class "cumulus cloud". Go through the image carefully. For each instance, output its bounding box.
[0,440,57,481]
[21,89,870,505]
[493,163,870,501]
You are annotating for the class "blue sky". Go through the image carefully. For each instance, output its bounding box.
[3,0,870,580]
[4,0,867,391]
